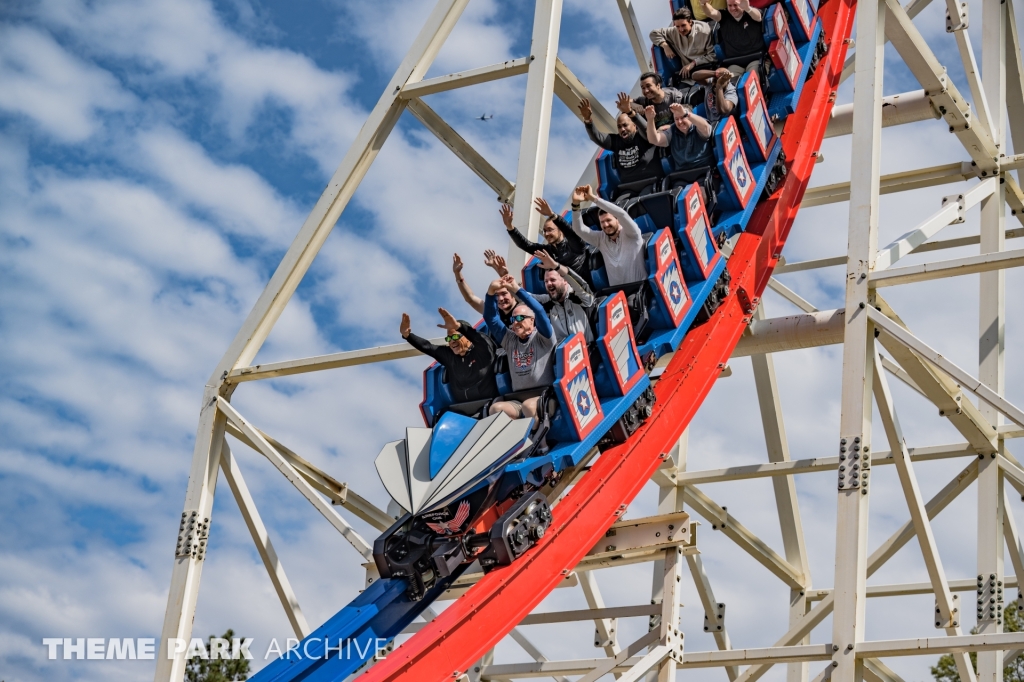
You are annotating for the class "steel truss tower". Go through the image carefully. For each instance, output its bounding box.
[155,0,1024,680]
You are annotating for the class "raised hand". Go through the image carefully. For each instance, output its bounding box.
[484,249,508,276]
[499,203,514,230]
[452,252,464,275]
[715,68,732,89]
[487,278,505,295]
[616,92,633,114]
[572,185,588,204]
[536,250,559,270]
[582,184,597,202]
[578,98,593,123]
[644,105,657,121]
[739,0,751,10]
[500,274,520,293]
[437,307,459,332]
[400,313,411,338]
[533,197,554,216]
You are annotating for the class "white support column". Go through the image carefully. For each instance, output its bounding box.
[655,546,685,682]
[220,442,310,639]
[507,0,563,271]
[751,305,812,682]
[832,0,885,679]
[978,0,1008,677]
[647,431,687,682]
[154,390,226,682]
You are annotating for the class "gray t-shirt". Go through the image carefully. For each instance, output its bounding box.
[502,329,556,392]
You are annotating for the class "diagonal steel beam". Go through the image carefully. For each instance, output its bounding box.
[734,459,979,682]
[872,178,996,271]
[872,350,977,682]
[407,98,515,202]
[872,299,998,453]
[682,486,806,589]
[883,0,1000,172]
[869,307,1024,430]
[220,442,310,639]
[224,421,394,531]
[216,398,373,559]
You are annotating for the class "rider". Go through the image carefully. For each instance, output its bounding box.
[501,200,593,282]
[401,307,499,405]
[484,275,556,420]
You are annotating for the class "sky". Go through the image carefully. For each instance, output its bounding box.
[1,0,1023,681]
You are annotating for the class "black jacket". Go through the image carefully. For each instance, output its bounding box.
[404,321,499,403]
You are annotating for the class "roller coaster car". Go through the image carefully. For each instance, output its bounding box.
[378,298,658,600]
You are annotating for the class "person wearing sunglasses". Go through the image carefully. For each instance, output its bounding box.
[484,275,556,420]
[400,307,499,405]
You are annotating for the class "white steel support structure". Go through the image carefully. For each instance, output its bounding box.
[156,0,1024,680]
[832,0,885,681]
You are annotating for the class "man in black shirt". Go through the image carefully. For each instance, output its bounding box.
[623,73,691,130]
[401,308,499,406]
[701,0,764,80]
[579,98,663,201]
[501,200,593,283]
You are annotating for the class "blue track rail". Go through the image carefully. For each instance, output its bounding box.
[250,570,465,681]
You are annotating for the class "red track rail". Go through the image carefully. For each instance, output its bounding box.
[360,2,855,677]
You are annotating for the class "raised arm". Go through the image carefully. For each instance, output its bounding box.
[501,203,543,254]
[645,105,670,147]
[563,266,595,307]
[700,0,722,21]
[586,188,642,243]
[580,98,613,149]
[483,280,510,343]
[739,0,762,21]
[484,249,509,277]
[401,313,442,361]
[452,253,484,314]
[569,185,603,247]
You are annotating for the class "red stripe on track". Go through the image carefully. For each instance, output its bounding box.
[360,2,855,678]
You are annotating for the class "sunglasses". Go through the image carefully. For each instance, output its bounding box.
[444,333,463,343]
[510,314,534,324]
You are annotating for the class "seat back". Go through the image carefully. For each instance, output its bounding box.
[737,72,776,164]
[548,333,605,443]
[645,228,692,329]
[784,0,818,44]
[418,320,508,427]
[714,117,757,212]
[595,151,619,200]
[593,291,645,398]
[764,4,802,93]
[675,183,723,281]
[522,255,546,297]
[651,43,681,88]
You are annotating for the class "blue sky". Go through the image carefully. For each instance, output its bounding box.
[2,0,1023,681]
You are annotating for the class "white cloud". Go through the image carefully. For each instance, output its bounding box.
[0,25,135,141]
